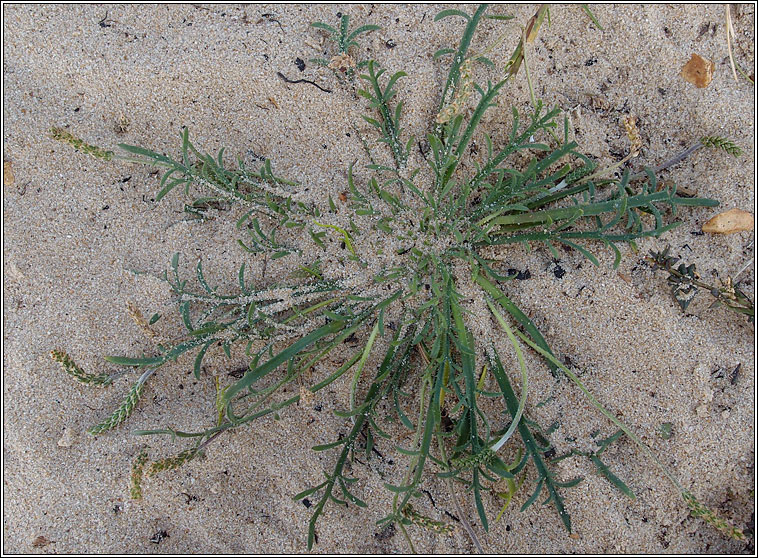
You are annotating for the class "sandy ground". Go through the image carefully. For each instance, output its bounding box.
[3,4,755,554]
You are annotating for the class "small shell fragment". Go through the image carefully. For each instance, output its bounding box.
[681,53,715,88]
[702,209,753,234]
[57,426,79,448]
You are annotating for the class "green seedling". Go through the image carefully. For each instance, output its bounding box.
[311,13,380,80]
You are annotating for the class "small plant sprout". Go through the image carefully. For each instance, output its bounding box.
[310,13,380,80]
[51,4,748,551]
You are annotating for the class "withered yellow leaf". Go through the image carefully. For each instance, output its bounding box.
[681,53,715,88]
[702,209,753,234]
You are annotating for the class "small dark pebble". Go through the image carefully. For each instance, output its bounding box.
[149,530,168,544]
[344,332,357,344]
[375,523,396,541]
[441,414,454,432]
[507,268,531,280]
[608,149,624,159]
[730,363,741,385]
[295,57,305,71]
[302,498,312,508]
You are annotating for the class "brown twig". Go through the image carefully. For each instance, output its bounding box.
[277,71,332,93]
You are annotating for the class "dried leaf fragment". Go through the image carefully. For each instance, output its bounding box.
[31,536,52,547]
[115,112,129,134]
[299,384,315,407]
[327,53,356,74]
[702,209,753,234]
[130,448,149,500]
[57,426,79,448]
[437,58,474,124]
[4,161,14,186]
[621,115,642,157]
[127,300,157,340]
[681,53,715,88]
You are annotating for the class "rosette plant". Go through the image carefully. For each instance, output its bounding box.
[51,4,745,550]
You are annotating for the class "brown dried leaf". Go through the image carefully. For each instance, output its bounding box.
[299,384,315,407]
[32,535,52,547]
[327,53,356,73]
[681,53,715,88]
[4,161,14,186]
[702,209,753,234]
[127,300,157,340]
[621,115,642,157]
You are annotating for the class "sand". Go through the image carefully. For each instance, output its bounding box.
[3,4,754,554]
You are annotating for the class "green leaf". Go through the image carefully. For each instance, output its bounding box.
[591,454,635,499]
[485,14,515,21]
[581,5,604,30]
[193,339,216,379]
[384,483,413,493]
[104,355,164,367]
[223,320,346,403]
[293,481,329,501]
[346,24,381,44]
[520,478,544,511]
[310,21,337,35]
[433,47,456,59]
[435,9,471,21]
[312,438,348,451]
